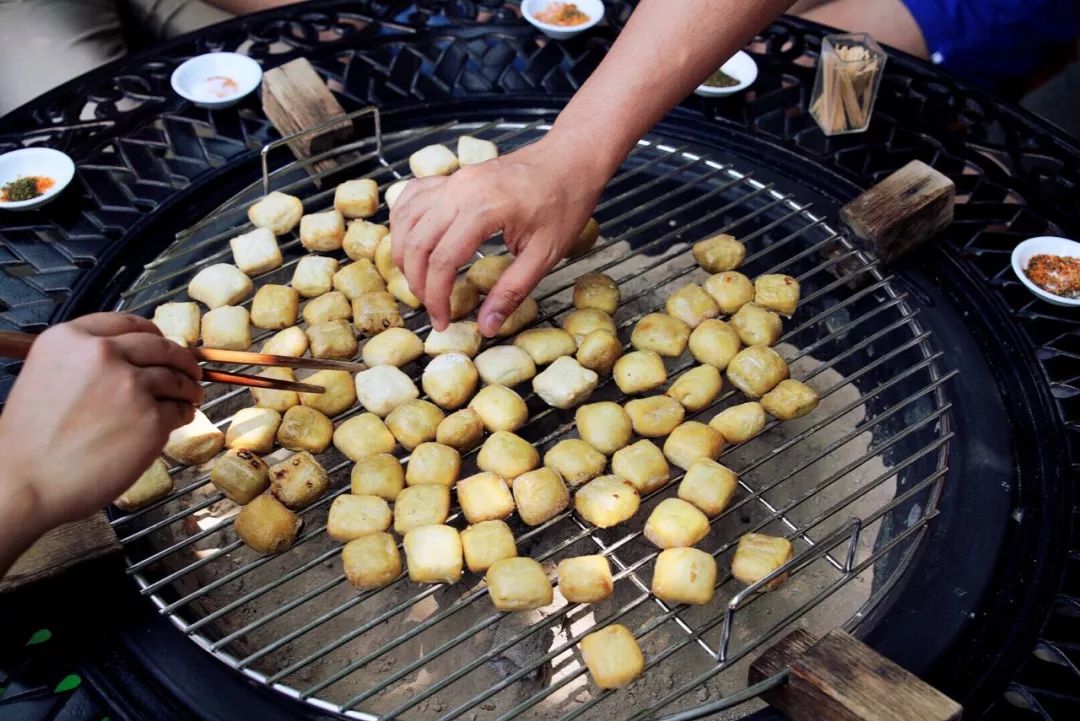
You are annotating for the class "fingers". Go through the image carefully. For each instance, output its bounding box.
[137,366,205,405]
[154,398,197,433]
[109,333,203,383]
[478,241,556,336]
[402,203,457,308]
[390,177,444,270]
[71,312,160,338]
[424,214,488,331]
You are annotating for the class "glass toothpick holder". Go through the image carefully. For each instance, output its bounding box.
[810,33,887,135]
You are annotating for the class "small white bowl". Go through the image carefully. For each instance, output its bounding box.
[171,52,262,109]
[694,51,758,97]
[0,148,75,212]
[1011,236,1080,307]
[522,0,603,40]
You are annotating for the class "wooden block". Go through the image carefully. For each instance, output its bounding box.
[750,629,962,721]
[840,160,955,264]
[0,512,120,593]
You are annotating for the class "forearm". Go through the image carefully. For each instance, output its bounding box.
[0,471,44,579]
[203,0,300,14]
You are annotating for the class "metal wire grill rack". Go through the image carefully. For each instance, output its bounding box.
[111,119,953,720]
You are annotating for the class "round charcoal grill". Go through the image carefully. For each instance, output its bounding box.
[109,117,953,720]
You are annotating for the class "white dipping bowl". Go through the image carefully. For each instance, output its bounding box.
[1011,236,1080,307]
[0,148,75,212]
[694,50,759,97]
[171,52,262,109]
[522,0,603,40]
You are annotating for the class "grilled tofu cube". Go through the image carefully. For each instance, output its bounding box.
[449,277,480,320]
[422,353,479,410]
[487,557,552,611]
[645,498,710,548]
[709,401,766,444]
[424,321,482,357]
[299,369,356,417]
[188,263,253,309]
[624,395,685,438]
[631,313,690,358]
[514,327,577,365]
[692,233,745,272]
[457,471,515,524]
[235,493,301,554]
[410,144,459,177]
[652,548,717,605]
[477,431,539,479]
[567,217,600,258]
[262,326,309,357]
[667,364,723,412]
[306,319,358,360]
[230,227,282,275]
[303,291,352,326]
[663,421,725,471]
[532,356,598,409]
[327,494,392,541]
[362,327,423,368]
[350,453,405,500]
[613,349,667,394]
[344,220,389,261]
[251,284,299,330]
[727,345,789,398]
[461,520,517,574]
[277,406,334,454]
[292,255,339,298]
[754,274,800,316]
[475,345,537,387]
[406,442,461,487]
[342,532,401,589]
[575,329,622,376]
[353,291,403,335]
[611,439,669,494]
[575,402,632,455]
[334,413,396,461]
[543,439,606,487]
[334,178,379,219]
[225,407,281,455]
[679,458,738,517]
[732,533,793,591]
[703,271,755,314]
[760,379,820,420]
[152,302,200,346]
[165,409,224,465]
[436,408,485,451]
[334,259,385,300]
[374,233,395,279]
[573,272,620,315]
[580,625,644,689]
[385,180,409,210]
[355,365,419,416]
[300,209,346,252]
[248,191,303,235]
[562,308,616,345]
[386,399,445,451]
[469,384,528,432]
[496,297,539,337]
[250,367,299,412]
[387,268,422,309]
[557,555,613,604]
[456,135,498,166]
[394,485,451,534]
[403,524,462,584]
[666,284,720,329]
[269,451,329,508]
[731,303,782,347]
[575,475,640,528]
[211,448,270,505]
[466,254,512,293]
[114,458,172,511]
[688,319,741,370]
[512,467,570,526]
[201,305,251,350]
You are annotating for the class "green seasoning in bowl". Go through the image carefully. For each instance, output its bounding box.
[703,69,740,88]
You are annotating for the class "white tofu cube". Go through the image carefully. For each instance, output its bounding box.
[531,355,598,409]
[299,209,346,252]
[403,524,462,584]
[355,365,419,416]
[334,413,397,461]
[409,144,459,177]
[580,625,644,689]
[201,305,251,350]
[394,485,451,534]
[512,467,570,526]
[424,321,483,357]
[469,384,528,432]
[225,407,281,455]
[731,533,793,591]
[248,191,303,235]
[291,255,339,298]
[678,459,738,517]
[327,494,392,541]
[663,421,726,471]
[350,453,405,500]
[611,439,669,494]
[302,291,352,326]
[476,431,539,479]
[250,367,299,412]
[486,557,552,611]
[114,458,173,511]
[187,263,252,309]
[406,442,461,487]
[460,519,517,574]
[342,532,401,590]
[334,178,379,219]
[362,327,423,367]
[421,352,479,410]
[457,135,498,165]
[261,326,308,357]
[474,345,537,387]
[652,547,717,605]
[230,227,282,275]
[164,408,224,465]
[574,475,640,529]
[343,220,388,261]
[457,471,516,524]
[250,284,299,330]
[152,302,200,346]
[385,179,409,209]
[557,555,613,604]
[644,498,710,549]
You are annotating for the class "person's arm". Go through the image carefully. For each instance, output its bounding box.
[202,0,300,13]
[0,314,203,576]
[391,0,795,336]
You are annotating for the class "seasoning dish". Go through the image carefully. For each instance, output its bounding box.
[171,52,262,109]
[0,147,75,212]
[1011,236,1080,307]
[694,51,758,97]
[522,0,603,40]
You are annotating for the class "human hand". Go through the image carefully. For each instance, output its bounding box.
[390,134,609,336]
[0,313,204,536]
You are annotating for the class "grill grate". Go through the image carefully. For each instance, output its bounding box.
[113,120,953,720]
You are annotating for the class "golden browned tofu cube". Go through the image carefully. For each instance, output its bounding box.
[688,318,741,370]
[667,364,723,412]
[709,401,766,443]
[327,494,392,541]
[250,367,299,412]
[424,321,482,357]
[355,365,419,416]
[562,308,616,345]
[277,406,334,454]
[515,327,577,365]
[342,532,401,589]
[248,191,303,235]
[679,459,738,517]
[353,291,403,335]
[644,498,710,548]
[624,395,685,438]
[269,451,329,508]
[532,356,599,409]
[386,399,445,451]
[303,291,352,326]
[114,458,172,511]
[512,467,570,526]
[727,345,789,398]
[477,431,539,479]
[575,328,622,376]
[469,384,528,432]
[211,448,270,505]
[613,349,667,394]
[201,305,251,350]
[449,277,480,320]
[188,263,252,308]
[225,407,281,455]
[731,533,793,591]
[460,519,517,574]
[557,555,613,604]
[362,327,423,368]
[386,268,422,309]
[543,438,606,487]
[631,313,690,357]
[403,524,462,584]
[760,379,820,420]
[652,547,717,605]
[575,475,640,529]
[152,302,200,346]
[343,219,388,261]
[306,319,358,360]
[703,271,755,314]
[457,135,498,165]
[754,274,800,316]
[436,408,485,451]
[334,413,396,461]
[406,442,461,487]
[409,144,459,177]
[663,421,725,471]
[573,272,620,315]
[230,227,282,275]
[262,326,309,357]
[422,352,479,410]
[298,369,356,417]
[251,284,298,331]
[666,283,719,329]
[350,453,404,500]
[291,255,338,298]
[334,178,378,219]
[692,233,745,272]
[235,493,301,554]
[165,409,224,465]
[374,231,395,278]
[731,303,782,347]
[299,209,346,252]
[496,297,539,337]
[334,259,385,300]
[575,401,632,455]
[611,439,669,494]
[466,254,512,293]
[567,217,600,258]
[580,625,644,689]
[486,557,552,611]
[457,471,516,523]
[475,345,537,387]
[394,484,451,534]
